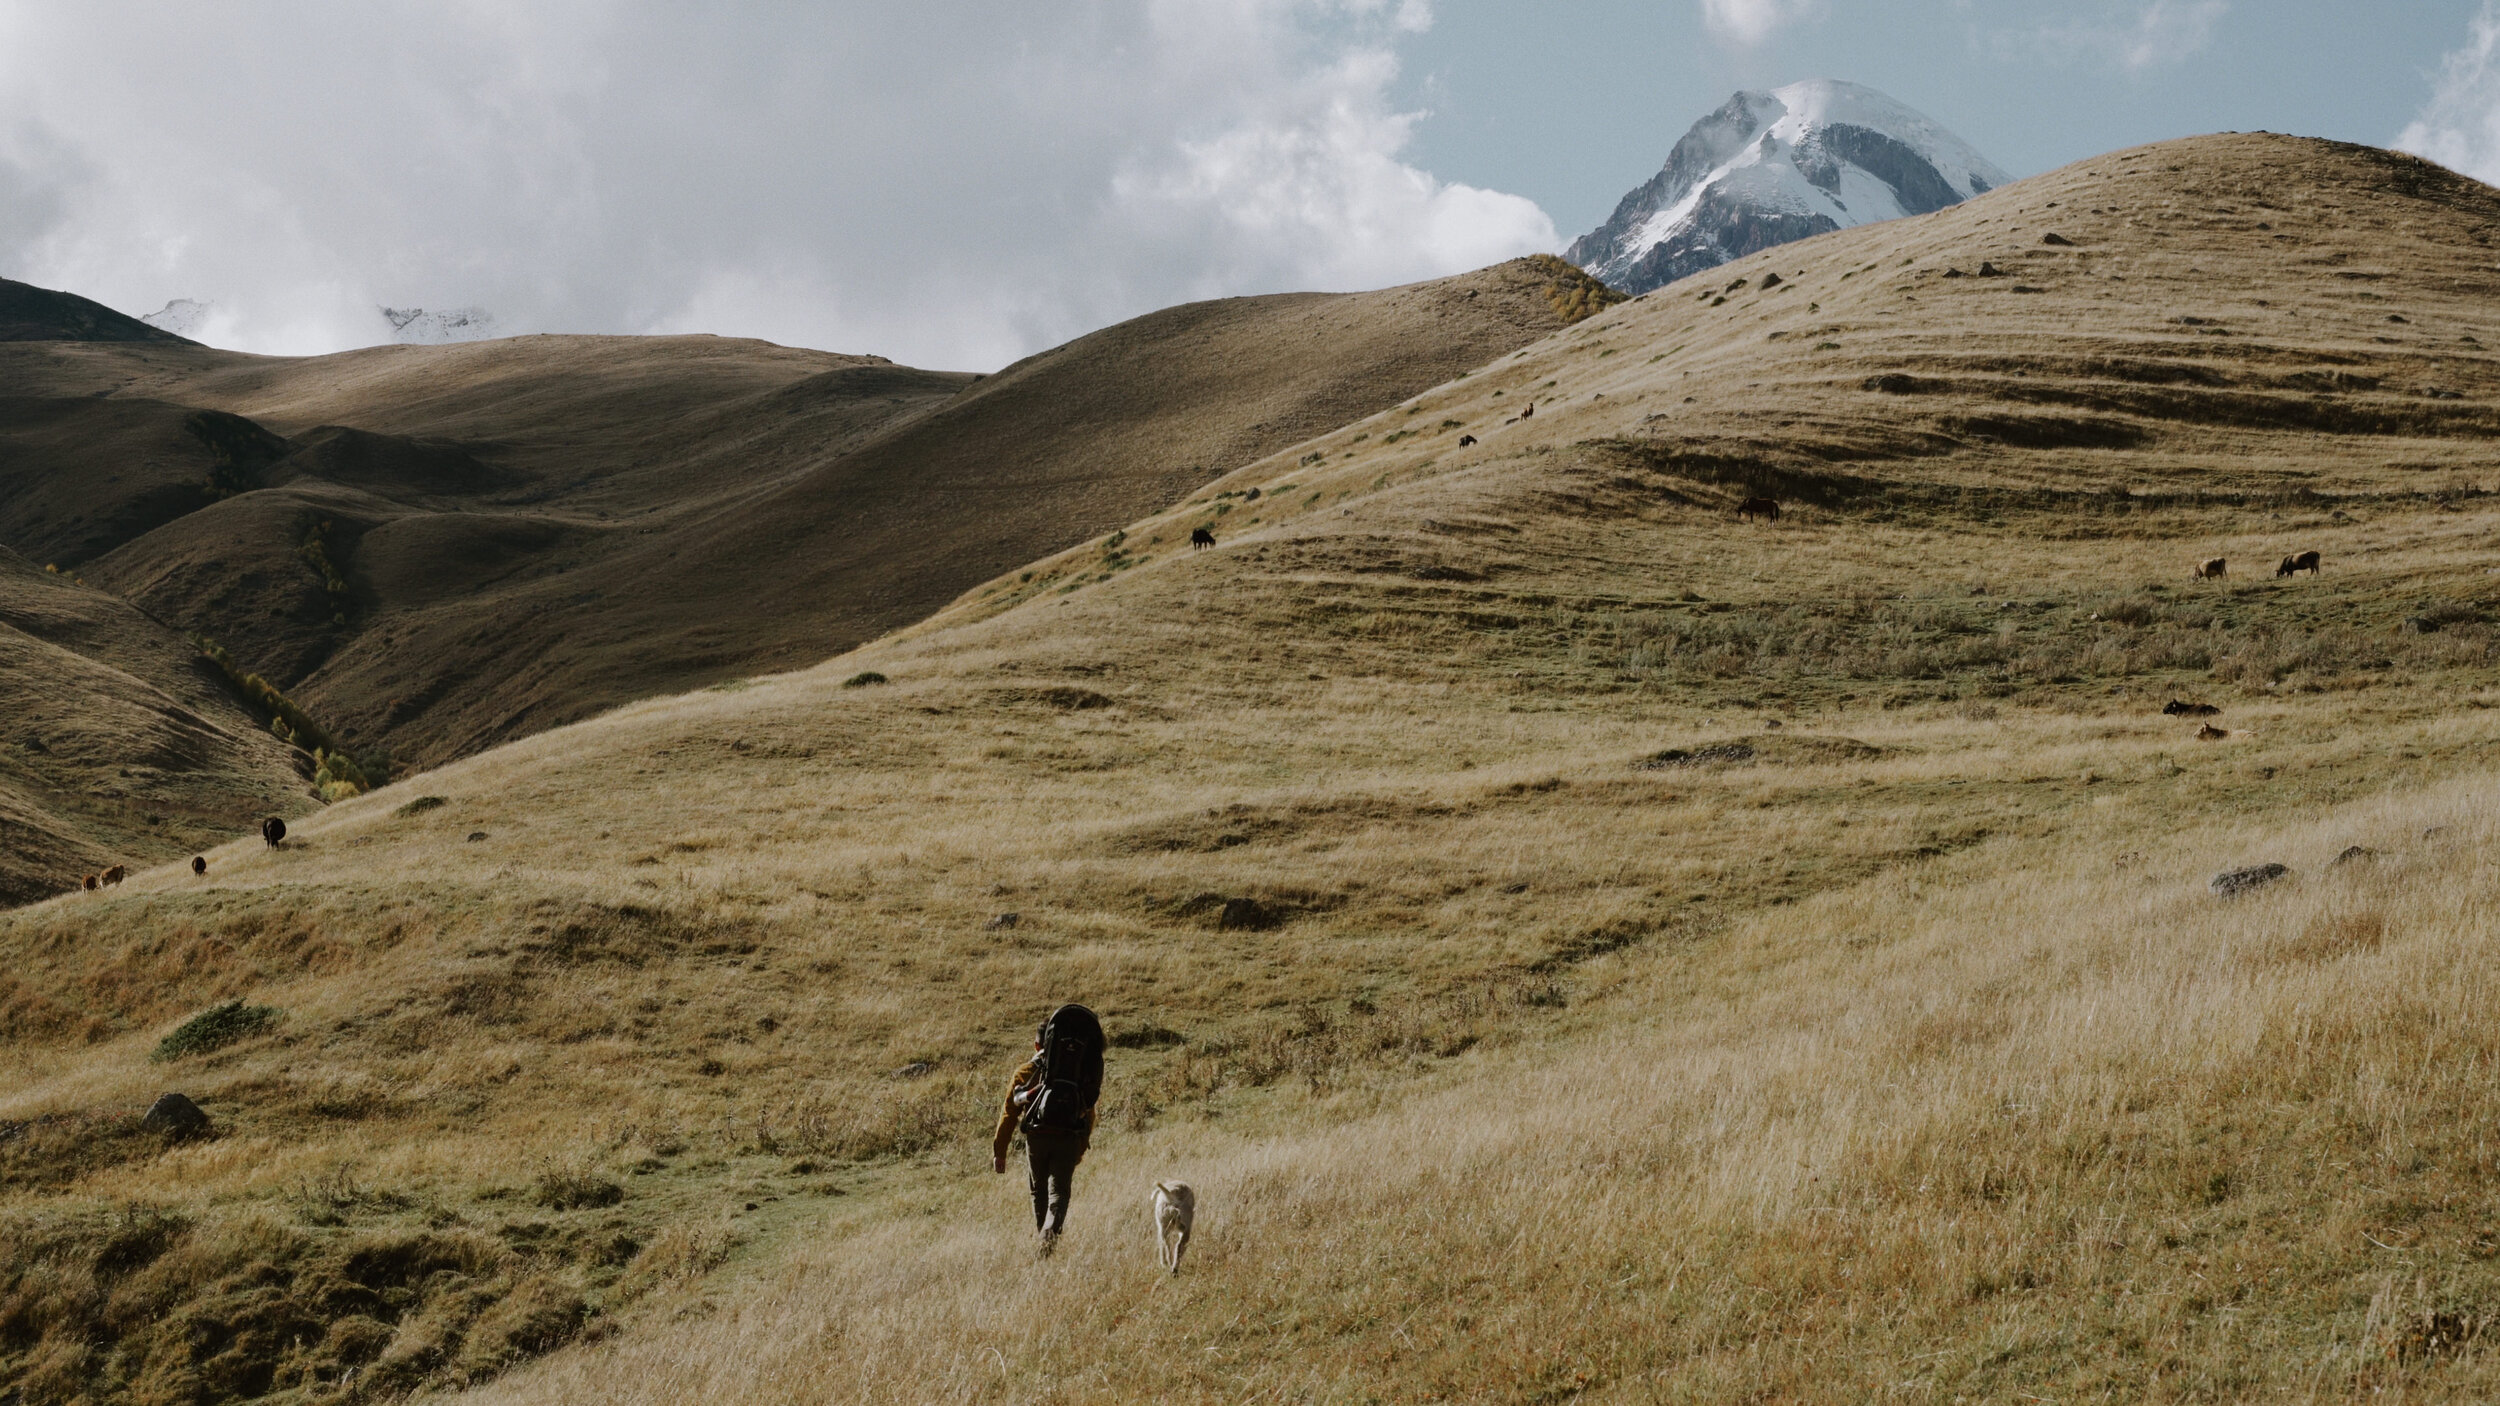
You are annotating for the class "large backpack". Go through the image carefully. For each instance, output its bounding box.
[1021,1003,1104,1134]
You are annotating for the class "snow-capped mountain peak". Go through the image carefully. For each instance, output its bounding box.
[1568,79,2010,295]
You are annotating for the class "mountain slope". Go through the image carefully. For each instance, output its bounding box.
[6,134,2500,1401]
[1568,79,2008,294]
[0,546,306,906]
[0,257,1602,773]
[0,276,195,344]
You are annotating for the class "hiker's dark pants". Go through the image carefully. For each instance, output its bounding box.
[1025,1128,1087,1234]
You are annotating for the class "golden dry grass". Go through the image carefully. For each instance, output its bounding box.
[6,133,2500,1402]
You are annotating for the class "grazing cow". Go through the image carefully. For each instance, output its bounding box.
[2193,557,2227,580]
[1190,527,1216,550]
[2163,699,2222,717]
[82,874,98,891]
[101,865,126,886]
[1737,496,1781,523]
[191,856,207,876]
[1457,435,1477,447]
[261,816,287,846]
[2277,550,2321,577]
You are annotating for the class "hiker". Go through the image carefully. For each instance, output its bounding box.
[992,1003,1105,1248]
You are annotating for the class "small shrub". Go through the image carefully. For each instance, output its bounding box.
[532,1168,625,1210]
[153,1001,280,1062]
[843,671,888,688]
[395,795,447,817]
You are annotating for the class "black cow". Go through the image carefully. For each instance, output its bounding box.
[1190,527,1216,549]
[1458,434,1477,447]
[262,816,287,846]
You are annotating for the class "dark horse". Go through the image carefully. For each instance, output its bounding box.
[1737,496,1781,523]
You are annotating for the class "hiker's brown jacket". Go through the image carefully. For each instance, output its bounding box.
[992,1054,1096,1162]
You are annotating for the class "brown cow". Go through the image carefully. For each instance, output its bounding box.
[1520,401,1534,418]
[2276,550,2321,577]
[101,865,126,886]
[1737,497,1781,523]
[2196,723,2230,741]
[2193,557,2226,580]
[82,874,98,891]
[191,856,208,876]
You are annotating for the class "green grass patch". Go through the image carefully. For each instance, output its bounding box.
[153,1001,280,1062]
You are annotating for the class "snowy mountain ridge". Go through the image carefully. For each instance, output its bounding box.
[1568,79,2011,295]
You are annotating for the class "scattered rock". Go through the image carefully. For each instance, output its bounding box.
[2196,723,2229,741]
[891,1061,936,1080]
[20,736,44,753]
[1977,261,2006,277]
[2210,863,2290,898]
[140,1093,211,1139]
[1763,718,1783,730]
[1942,267,1967,279]
[2332,845,2378,866]
[2042,232,2075,246]
[466,831,488,843]
[2424,825,2449,839]
[986,912,1021,930]
[1759,271,1784,290]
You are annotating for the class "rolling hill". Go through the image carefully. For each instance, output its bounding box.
[7,134,2500,1402]
[0,256,1613,890]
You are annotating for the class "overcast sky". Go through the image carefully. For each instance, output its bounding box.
[3,1,2497,368]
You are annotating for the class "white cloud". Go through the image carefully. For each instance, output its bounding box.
[0,0,1553,369]
[1700,0,1816,46]
[2397,0,2500,185]
[2006,0,2228,71]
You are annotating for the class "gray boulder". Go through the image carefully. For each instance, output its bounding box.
[140,1092,210,1138]
[2210,863,2290,898]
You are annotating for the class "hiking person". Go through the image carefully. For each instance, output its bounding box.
[992,1003,1104,1249]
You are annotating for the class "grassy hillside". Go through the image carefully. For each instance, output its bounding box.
[5,133,2500,1402]
[0,546,306,907]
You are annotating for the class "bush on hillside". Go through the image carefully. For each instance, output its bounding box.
[843,671,888,688]
[152,1001,280,1062]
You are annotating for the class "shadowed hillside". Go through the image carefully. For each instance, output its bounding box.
[0,277,193,345]
[0,258,1600,765]
[0,259,1603,883]
[9,135,2500,1401]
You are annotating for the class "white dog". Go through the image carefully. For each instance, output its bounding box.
[1152,1181,1195,1273]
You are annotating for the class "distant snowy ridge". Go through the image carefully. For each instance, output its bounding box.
[141,298,212,338]
[383,305,497,344]
[1567,80,2010,295]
